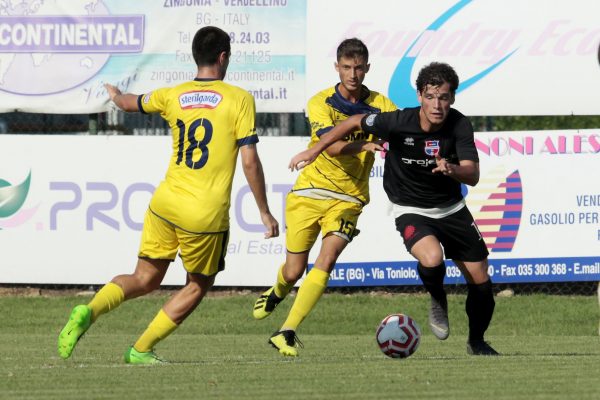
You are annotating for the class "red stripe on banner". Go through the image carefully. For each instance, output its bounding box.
[482,231,518,238]
[489,192,522,199]
[480,205,522,212]
[476,218,521,225]
[486,242,515,249]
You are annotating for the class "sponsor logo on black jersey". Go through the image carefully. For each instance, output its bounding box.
[424,140,440,156]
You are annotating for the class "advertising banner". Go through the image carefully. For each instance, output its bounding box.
[2,1,599,116]
[1,131,599,286]
[0,0,306,113]
[327,129,600,286]
[307,0,600,116]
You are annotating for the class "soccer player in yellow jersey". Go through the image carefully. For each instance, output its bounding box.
[57,26,279,364]
[252,38,396,356]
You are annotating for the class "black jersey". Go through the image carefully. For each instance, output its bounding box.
[360,107,479,208]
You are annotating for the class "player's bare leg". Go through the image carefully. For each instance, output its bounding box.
[58,258,168,359]
[125,272,216,364]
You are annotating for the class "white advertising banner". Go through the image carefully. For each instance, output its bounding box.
[307,0,600,116]
[0,132,599,286]
[0,0,305,113]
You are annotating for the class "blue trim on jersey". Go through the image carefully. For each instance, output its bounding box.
[325,84,381,117]
[137,95,146,114]
[194,78,219,82]
[316,126,333,138]
[237,134,259,146]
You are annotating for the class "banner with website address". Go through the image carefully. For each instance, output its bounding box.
[313,129,600,286]
[0,0,305,113]
[307,0,600,116]
[0,131,599,286]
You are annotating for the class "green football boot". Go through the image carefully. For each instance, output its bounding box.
[57,305,92,359]
[124,346,166,365]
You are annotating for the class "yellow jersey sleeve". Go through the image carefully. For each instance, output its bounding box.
[138,88,169,115]
[235,92,258,145]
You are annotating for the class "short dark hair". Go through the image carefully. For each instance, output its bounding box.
[415,62,459,93]
[336,38,369,62]
[192,26,231,67]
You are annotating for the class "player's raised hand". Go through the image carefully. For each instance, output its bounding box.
[104,83,121,101]
[261,211,280,239]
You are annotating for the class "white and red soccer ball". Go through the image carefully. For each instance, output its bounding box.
[376,313,421,358]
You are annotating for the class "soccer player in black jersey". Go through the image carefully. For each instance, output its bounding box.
[289,62,498,356]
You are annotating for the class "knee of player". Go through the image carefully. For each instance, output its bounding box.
[134,275,162,294]
[416,253,444,268]
[282,267,304,283]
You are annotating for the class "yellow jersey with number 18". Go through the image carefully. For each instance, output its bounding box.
[138,78,257,233]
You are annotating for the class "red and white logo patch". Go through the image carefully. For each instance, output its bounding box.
[424,140,440,156]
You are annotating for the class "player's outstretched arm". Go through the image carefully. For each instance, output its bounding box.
[326,139,386,157]
[105,83,140,112]
[289,114,365,170]
[240,144,280,239]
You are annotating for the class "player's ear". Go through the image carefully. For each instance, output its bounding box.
[219,51,229,64]
[449,92,455,105]
[334,62,340,72]
[416,90,422,104]
[365,63,371,73]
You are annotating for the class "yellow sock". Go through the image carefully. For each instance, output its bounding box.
[273,263,295,299]
[87,282,125,323]
[133,309,178,353]
[281,268,329,331]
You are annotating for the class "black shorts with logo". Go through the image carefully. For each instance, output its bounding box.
[395,206,489,262]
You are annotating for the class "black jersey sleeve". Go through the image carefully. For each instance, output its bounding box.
[453,114,479,162]
[360,110,400,141]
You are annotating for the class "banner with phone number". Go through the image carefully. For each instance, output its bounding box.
[0,131,598,286]
[0,0,305,113]
[311,129,600,286]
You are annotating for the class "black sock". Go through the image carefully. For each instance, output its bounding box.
[417,262,447,307]
[466,280,495,341]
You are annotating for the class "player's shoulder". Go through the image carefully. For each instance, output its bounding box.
[308,86,336,105]
[447,108,471,128]
[219,80,251,96]
[365,89,397,112]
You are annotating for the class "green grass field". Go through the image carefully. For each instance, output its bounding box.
[1,291,599,400]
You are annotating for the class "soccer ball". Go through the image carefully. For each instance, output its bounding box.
[375,313,421,358]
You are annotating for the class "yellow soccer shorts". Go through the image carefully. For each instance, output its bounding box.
[138,208,229,276]
[285,192,363,254]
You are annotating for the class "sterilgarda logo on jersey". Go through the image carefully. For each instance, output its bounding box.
[0,171,39,230]
[179,91,223,110]
[466,166,523,253]
[0,2,144,95]
[387,0,518,107]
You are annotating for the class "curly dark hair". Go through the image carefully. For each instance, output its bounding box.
[336,38,369,62]
[415,62,459,94]
[192,26,231,67]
